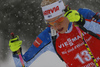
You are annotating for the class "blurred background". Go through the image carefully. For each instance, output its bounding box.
[0,0,100,67]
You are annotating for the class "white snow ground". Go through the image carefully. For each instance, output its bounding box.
[0,51,66,67]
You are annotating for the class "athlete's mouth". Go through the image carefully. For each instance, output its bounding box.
[57,27,64,32]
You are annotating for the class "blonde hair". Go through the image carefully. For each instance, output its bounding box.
[41,0,60,7]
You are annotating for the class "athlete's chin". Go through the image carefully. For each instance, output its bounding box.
[59,31,65,34]
[58,29,66,34]
[57,27,67,34]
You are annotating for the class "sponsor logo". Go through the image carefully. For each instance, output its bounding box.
[33,37,43,48]
[58,38,74,48]
[43,6,59,15]
[58,32,88,49]
[82,62,95,67]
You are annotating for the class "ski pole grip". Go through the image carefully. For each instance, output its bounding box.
[11,32,14,38]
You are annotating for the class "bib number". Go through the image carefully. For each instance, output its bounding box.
[74,50,92,64]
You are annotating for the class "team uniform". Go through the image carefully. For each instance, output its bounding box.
[56,23,100,67]
[12,8,100,67]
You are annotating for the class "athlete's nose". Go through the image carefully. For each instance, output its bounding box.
[54,23,61,28]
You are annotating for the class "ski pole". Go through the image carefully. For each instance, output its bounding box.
[11,32,25,67]
[75,25,99,67]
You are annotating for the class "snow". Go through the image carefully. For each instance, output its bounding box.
[0,0,100,67]
[0,52,15,67]
[0,51,66,67]
[30,51,66,67]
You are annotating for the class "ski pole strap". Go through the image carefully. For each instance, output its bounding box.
[75,25,99,67]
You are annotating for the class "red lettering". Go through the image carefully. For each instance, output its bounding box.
[50,7,55,13]
[55,6,59,12]
[43,10,51,15]
[43,6,60,16]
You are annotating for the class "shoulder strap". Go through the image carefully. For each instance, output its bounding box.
[50,27,64,61]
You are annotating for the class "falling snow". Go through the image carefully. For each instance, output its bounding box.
[0,0,100,67]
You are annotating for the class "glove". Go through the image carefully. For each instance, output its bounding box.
[9,35,22,52]
[64,10,81,22]
[64,10,85,26]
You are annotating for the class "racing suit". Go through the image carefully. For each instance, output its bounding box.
[12,8,100,67]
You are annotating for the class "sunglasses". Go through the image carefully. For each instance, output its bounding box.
[45,14,65,26]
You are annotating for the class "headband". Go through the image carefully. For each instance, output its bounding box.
[41,0,65,20]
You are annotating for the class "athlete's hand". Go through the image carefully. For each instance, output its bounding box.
[64,10,81,22]
[64,5,81,23]
[9,35,22,52]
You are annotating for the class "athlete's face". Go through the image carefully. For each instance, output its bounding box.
[46,14,70,34]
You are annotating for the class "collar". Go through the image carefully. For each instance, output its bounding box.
[65,22,73,33]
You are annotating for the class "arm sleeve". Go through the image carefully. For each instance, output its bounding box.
[77,8,100,34]
[77,8,95,19]
[84,21,100,34]
[12,27,56,67]
[78,8,100,23]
